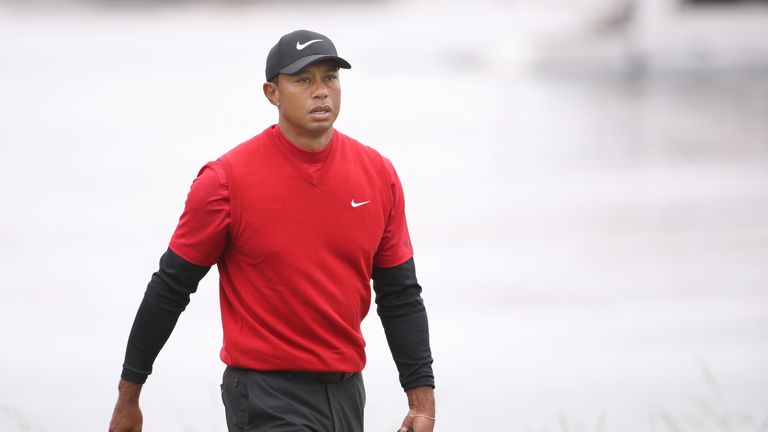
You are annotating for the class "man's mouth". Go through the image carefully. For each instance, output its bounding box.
[309,105,332,120]
[310,105,331,115]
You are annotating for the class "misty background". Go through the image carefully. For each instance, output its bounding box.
[1,0,767,431]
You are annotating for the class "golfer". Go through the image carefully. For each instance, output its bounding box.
[108,29,435,432]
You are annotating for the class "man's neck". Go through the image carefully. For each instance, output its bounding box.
[278,121,334,152]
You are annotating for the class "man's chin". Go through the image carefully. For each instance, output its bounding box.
[305,119,335,132]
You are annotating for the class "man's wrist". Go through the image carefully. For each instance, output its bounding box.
[406,385,435,415]
[117,378,143,404]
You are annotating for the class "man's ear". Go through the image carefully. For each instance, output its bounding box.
[263,81,279,107]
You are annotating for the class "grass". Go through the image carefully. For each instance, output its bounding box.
[650,360,767,432]
[532,360,768,432]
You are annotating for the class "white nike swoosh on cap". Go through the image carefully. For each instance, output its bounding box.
[296,39,323,50]
[351,200,371,208]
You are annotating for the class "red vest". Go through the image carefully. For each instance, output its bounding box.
[216,125,411,372]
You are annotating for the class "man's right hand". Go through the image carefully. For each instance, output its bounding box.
[108,379,144,432]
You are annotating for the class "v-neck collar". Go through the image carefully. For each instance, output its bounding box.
[272,125,339,187]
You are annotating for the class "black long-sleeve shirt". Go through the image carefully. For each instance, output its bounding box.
[121,248,434,390]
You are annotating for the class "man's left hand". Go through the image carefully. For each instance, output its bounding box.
[397,386,435,432]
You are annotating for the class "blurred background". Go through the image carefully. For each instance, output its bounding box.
[1,0,767,431]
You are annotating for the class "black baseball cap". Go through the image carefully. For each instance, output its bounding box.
[265,29,351,82]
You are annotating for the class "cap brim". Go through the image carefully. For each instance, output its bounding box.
[279,54,352,75]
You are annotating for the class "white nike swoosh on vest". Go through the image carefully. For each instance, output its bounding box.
[296,39,323,50]
[351,200,371,208]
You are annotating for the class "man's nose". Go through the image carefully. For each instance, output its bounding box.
[311,80,328,98]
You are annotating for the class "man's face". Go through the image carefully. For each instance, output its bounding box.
[268,60,342,137]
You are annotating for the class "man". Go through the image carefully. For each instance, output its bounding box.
[108,29,435,432]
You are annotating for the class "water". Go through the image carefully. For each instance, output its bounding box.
[1,1,767,431]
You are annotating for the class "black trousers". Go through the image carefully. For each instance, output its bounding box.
[220,367,365,432]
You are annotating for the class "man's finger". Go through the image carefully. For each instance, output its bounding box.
[398,415,414,432]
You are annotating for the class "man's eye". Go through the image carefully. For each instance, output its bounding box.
[326,75,338,81]
[296,77,310,83]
